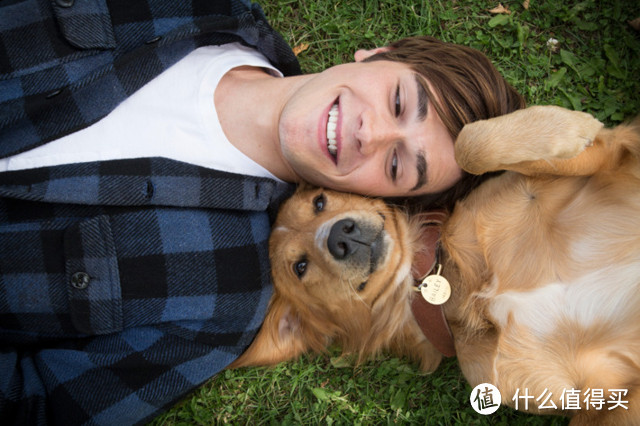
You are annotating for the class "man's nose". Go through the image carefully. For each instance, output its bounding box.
[356,112,402,154]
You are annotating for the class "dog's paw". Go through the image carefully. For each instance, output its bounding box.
[537,106,603,159]
[455,106,604,174]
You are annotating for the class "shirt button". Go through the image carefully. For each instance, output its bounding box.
[55,0,75,7]
[45,88,64,99]
[71,272,91,289]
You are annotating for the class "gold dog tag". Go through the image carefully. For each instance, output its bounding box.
[420,264,451,305]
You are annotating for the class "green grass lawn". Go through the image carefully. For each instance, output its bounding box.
[152,0,640,424]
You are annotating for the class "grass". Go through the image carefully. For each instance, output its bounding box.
[153,353,572,425]
[152,0,640,424]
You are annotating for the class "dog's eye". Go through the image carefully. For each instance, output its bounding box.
[293,259,308,278]
[357,281,367,292]
[313,194,326,213]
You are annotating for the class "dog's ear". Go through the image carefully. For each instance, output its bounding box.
[411,211,447,280]
[275,303,302,345]
[229,295,308,368]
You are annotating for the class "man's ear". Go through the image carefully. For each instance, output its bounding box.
[354,46,393,62]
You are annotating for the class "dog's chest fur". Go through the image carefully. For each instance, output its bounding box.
[489,262,640,342]
[440,169,640,411]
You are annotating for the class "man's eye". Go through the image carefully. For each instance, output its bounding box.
[390,151,398,181]
[395,85,401,117]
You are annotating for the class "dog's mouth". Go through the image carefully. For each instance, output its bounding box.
[368,230,386,273]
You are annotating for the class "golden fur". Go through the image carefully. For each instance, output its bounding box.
[232,188,442,371]
[233,106,640,425]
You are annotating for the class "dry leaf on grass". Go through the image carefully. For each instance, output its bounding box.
[629,17,640,32]
[522,0,530,10]
[489,3,511,14]
[293,43,309,56]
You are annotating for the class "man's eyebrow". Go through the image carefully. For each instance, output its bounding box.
[411,150,428,192]
[414,74,429,122]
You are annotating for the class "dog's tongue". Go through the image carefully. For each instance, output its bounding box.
[412,211,448,280]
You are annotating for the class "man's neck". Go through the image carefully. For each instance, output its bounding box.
[214,66,311,182]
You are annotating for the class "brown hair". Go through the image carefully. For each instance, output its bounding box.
[365,36,526,210]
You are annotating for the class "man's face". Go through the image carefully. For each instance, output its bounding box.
[278,58,462,197]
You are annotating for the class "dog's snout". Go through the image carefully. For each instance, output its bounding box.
[328,219,360,259]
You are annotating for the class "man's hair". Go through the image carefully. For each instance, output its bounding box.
[364,36,526,210]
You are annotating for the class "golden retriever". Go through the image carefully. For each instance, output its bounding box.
[232,106,640,425]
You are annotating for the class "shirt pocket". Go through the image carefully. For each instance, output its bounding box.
[52,0,116,50]
[65,215,123,335]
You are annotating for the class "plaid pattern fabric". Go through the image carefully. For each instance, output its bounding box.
[0,157,293,212]
[0,158,294,425]
[0,0,300,423]
[0,0,300,158]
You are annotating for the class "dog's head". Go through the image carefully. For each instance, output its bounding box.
[234,185,443,370]
[269,186,409,310]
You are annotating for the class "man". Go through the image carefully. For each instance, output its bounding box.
[0,0,523,424]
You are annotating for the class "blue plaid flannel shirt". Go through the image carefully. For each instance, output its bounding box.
[0,0,299,424]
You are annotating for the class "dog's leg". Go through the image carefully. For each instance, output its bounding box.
[455,105,604,175]
[493,130,624,176]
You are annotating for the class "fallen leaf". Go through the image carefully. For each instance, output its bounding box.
[489,3,511,14]
[629,17,640,32]
[522,0,530,10]
[293,43,309,56]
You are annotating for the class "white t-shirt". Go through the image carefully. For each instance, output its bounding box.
[0,43,283,181]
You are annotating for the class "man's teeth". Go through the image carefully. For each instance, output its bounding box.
[327,104,338,156]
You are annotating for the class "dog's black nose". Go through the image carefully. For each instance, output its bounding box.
[328,218,360,259]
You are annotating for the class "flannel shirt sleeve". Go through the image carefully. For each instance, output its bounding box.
[1,314,271,425]
[0,201,274,425]
[0,159,291,425]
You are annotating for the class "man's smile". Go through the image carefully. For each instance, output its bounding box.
[327,102,339,159]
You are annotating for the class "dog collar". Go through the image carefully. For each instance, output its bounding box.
[410,215,456,357]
